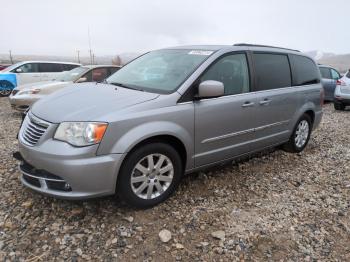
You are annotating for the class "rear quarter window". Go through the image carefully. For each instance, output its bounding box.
[252,53,292,91]
[291,55,320,86]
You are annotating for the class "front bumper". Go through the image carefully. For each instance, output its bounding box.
[17,130,125,199]
[8,94,40,111]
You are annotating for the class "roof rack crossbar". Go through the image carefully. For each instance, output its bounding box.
[233,43,300,52]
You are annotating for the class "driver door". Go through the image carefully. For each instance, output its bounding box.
[14,63,41,85]
[194,53,257,167]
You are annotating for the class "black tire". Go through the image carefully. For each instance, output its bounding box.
[283,114,312,153]
[117,142,183,208]
[334,103,345,111]
[0,80,14,97]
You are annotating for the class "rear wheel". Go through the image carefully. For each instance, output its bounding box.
[0,80,14,97]
[283,114,312,153]
[117,142,182,208]
[334,102,345,111]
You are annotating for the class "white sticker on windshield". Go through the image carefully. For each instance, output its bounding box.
[188,50,213,56]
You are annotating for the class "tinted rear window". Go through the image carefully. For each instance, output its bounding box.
[319,67,331,79]
[253,53,292,91]
[291,55,320,86]
[62,64,79,71]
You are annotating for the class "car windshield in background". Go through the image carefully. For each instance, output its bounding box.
[346,70,350,79]
[106,49,214,93]
[56,67,88,82]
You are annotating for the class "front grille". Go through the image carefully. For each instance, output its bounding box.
[340,87,350,94]
[21,113,49,146]
[23,174,41,187]
[20,160,63,181]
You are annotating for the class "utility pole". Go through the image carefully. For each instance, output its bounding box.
[92,53,95,64]
[9,50,13,64]
[88,26,93,65]
[77,50,80,64]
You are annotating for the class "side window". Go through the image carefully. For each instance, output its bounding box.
[253,53,291,91]
[81,70,93,82]
[109,67,120,75]
[319,67,331,79]
[15,63,39,73]
[92,68,109,82]
[291,55,320,86]
[62,64,79,71]
[330,69,340,80]
[346,71,350,79]
[200,53,250,95]
[39,63,63,72]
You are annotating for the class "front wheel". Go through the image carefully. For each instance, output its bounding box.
[0,80,14,97]
[283,114,312,153]
[334,102,345,111]
[117,142,183,208]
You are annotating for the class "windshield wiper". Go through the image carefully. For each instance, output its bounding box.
[108,82,143,91]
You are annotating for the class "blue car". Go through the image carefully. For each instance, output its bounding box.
[0,61,80,96]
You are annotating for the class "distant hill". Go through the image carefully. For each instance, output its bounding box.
[306,50,349,74]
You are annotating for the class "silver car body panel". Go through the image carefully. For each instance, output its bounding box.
[17,45,323,199]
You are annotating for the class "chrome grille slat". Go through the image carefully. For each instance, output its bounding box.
[28,123,46,133]
[21,113,49,146]
[25,128,42,138]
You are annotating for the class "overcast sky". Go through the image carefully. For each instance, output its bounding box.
[1,0,349,57]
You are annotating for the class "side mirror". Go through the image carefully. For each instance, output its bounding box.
[76,77,87,83]
[197,80,224,99]
[16,68,23,73]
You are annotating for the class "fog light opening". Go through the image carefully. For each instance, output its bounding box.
[64,183,71,191]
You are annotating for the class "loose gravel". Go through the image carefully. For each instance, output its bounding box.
[0,97,349,261]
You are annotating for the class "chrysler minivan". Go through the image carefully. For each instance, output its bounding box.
[15,44,323,207]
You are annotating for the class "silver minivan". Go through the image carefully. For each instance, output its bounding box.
[15,44,323,207]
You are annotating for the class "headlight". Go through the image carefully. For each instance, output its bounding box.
[54,122,108,147]
[18,88,41,95]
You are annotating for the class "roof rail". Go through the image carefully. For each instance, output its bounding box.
[233,43,300,52]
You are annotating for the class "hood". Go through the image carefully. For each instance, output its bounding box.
[31,83,159,123]
[15,81,70,91]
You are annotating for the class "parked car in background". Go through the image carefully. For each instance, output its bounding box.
[0,61,81,97]
[14,44,323,208]
[318,65,341,101]
[0,64,11,71]
[334,69,350,110]
[9,65,121,111]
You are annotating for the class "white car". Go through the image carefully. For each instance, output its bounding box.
[334,70,350,110]
[9,65,121,111]
[0,61,81,96]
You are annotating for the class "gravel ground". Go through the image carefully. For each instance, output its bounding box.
[0,97,349,261]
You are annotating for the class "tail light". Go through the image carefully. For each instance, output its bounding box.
[320,88,325,107]
[336,80,346,86]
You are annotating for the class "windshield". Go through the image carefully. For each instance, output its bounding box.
[56,67,88,82]
[106,49,214,93]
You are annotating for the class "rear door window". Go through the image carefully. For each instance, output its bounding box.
[39,63,63,72]
[252,53,291,91]
[290,55,320,86]
[319,67,331,79]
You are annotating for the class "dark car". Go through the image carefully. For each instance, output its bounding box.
[0,64,11,71]
[318,65,341,101]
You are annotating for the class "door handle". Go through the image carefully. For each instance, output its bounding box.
[242,101,255,108]
[259,99,271,105]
